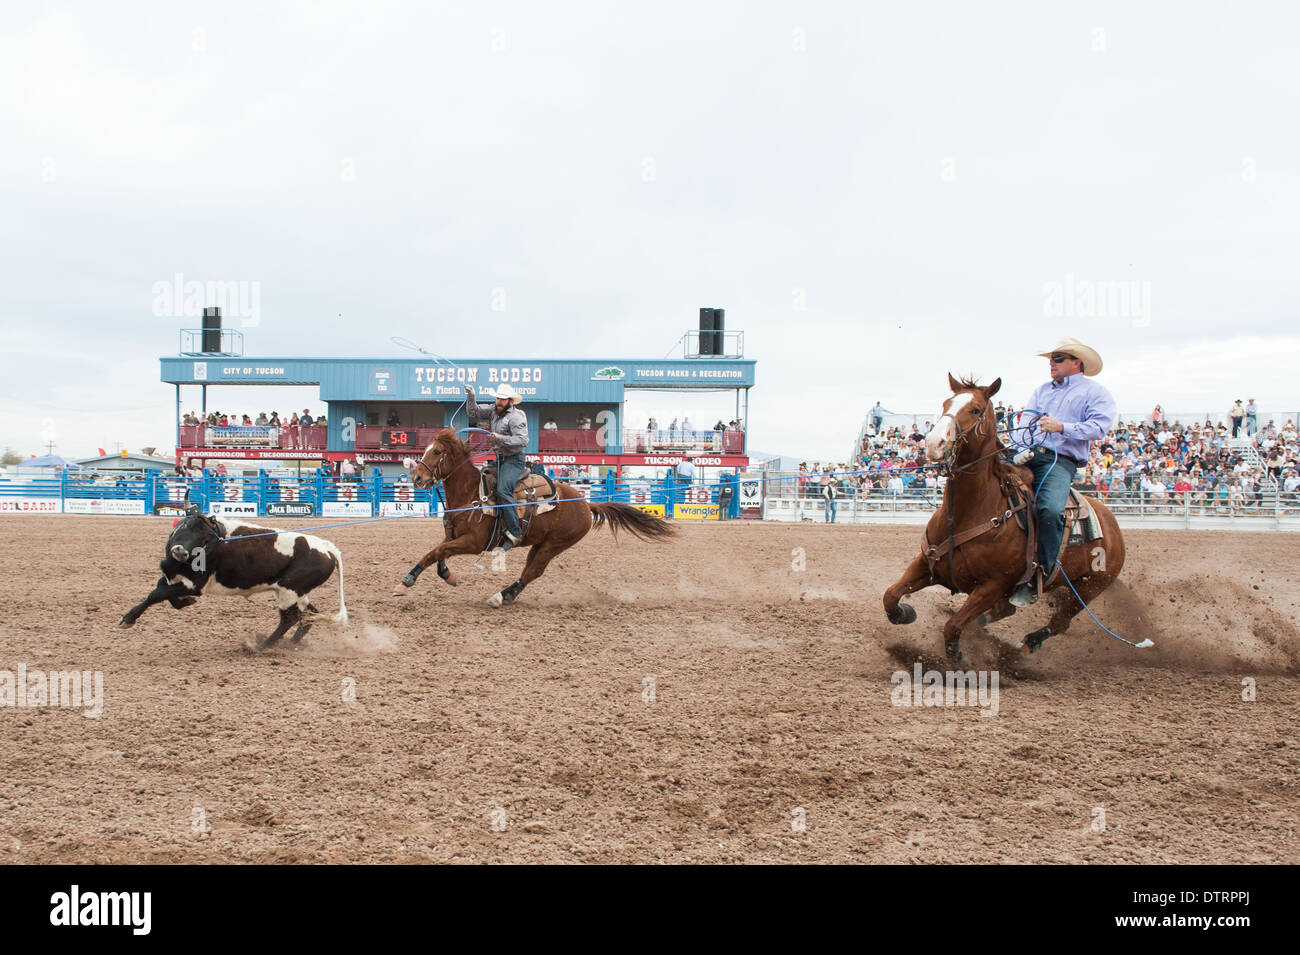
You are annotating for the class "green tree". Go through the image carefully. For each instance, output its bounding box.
[1,447,23,467]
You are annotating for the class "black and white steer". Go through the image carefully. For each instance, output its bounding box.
[120,506,348,649]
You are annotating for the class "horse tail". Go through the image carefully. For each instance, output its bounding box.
[589,502,677,542]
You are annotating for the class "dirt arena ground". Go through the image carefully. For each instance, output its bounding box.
[2,515,1297,864]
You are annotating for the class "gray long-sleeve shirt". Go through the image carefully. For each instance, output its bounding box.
[466,396,528,456]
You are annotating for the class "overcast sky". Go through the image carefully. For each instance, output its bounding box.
[2,1,1297,462]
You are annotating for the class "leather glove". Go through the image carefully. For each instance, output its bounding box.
[1013,448,1034,466]
[465,386,474,398]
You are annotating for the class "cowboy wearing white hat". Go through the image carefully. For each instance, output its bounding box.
[1008,336,1117,606]
[465,383,529,551]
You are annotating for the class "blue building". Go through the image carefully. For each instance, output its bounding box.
[163,353,755,476]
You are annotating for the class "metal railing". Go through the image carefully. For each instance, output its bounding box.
[621,428,745,454]
[760,480,1300,530]
[681,329,745,359]
[180,424,329,450]
[0,468,743,519]
[179,327,244,356]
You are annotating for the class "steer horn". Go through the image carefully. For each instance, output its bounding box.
[170,544,189,561]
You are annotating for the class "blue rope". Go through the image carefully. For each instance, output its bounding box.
[1060,572,1154,649]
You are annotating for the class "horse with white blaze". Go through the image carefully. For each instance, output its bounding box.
[119,505,348,650]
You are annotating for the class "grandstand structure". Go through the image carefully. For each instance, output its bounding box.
[161,312,755,478]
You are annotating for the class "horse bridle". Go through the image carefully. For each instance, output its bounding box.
[934,395,1012,592]
[938,397,1003,477]
[413,439,481,491]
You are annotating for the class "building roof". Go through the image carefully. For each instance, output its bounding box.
[75,454,176,468]
[160,356,755,401]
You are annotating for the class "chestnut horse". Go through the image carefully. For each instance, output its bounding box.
[392,429,675,606]
[883,375,1125,660]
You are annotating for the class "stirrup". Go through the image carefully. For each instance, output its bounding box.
[1009,580,1037,607]
[492,531,521,555]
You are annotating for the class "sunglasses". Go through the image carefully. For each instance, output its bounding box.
[1050,354,1077,363]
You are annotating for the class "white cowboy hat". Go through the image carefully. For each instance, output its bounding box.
[491,383,523,405]
[1037,337,1102,376]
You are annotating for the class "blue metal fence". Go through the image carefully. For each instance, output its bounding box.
[0,467,745,518]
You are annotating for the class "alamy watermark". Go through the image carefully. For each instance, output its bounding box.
[1043,272,1151,328]
[1,665,103,718]
[890,662,998,717]
[151,272,261,327]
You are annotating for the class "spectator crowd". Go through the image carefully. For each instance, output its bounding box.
[180,409,327,449]
[801,400,1300,517]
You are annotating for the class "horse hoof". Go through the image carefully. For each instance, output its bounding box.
[944,640,964,663]
[118,617,134,629]
[391,583,408,597]
[487,592,503,608]
[445,572,459,587]
[1023,626,1051,654]
[888,603,917,625]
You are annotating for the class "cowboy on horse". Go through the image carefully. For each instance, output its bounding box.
[464,382,528,553]
[883,336,1128,660]
[1007,336,1116,607]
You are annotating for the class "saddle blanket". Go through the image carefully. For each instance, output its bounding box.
[1065,488,1103,547]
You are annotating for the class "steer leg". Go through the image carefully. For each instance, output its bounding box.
[259,606,300,651]
[291,602,320,644]
[119,578,196,629]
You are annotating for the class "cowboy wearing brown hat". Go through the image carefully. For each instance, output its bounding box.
[1008,337,1117,606]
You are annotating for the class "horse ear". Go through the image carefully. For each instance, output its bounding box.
[985,377,1002,398]
[947,372,961,393]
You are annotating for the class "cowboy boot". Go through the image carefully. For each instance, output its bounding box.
[1009,565,1040,607]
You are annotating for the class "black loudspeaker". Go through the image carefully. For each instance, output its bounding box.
[698,307,715,355]
[712,307,725,355]
[202,307,222,353]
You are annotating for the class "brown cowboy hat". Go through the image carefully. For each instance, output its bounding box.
[1037,337,1103,376]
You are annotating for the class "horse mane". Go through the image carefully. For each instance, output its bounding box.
[433,427,467,452]
[954,377,982,391]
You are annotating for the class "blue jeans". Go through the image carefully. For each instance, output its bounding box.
[825,498,836,522]
[1026,449,1078,575]
[496,453,526,538]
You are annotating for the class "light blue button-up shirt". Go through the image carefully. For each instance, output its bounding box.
[1012,375,1117,463]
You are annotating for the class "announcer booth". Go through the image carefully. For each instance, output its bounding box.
[161,352,756,480]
